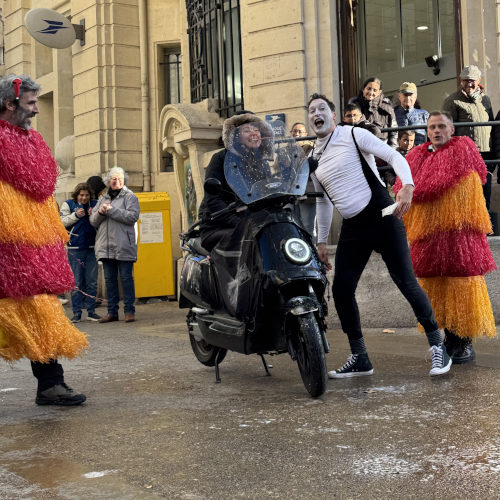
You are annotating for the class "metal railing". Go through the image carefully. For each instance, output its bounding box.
[297,120,500,164]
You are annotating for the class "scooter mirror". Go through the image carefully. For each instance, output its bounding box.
[204,178,223,195]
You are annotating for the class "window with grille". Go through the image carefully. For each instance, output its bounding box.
[186,0,244,118]
[159,47,182,172]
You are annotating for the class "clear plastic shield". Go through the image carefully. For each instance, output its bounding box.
[224,120,309,203]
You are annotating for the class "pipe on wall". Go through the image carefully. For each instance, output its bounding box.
[138,0,151,191]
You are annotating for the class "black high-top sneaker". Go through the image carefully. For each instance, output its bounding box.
[328,352,374,379]
[443,329,460,357]
[429,344,452,376]
[451,337,475,364]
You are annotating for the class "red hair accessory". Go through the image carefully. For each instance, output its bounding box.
[12,78,22,100]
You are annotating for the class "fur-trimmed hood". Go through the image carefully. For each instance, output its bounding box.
[222,113,274,150]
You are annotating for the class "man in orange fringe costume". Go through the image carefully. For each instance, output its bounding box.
[394,111,496,364]
[0,75,87,405]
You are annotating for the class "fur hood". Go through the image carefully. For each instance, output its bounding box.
[222,113,274,149]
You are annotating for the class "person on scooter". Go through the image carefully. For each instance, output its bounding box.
[199,111,274,252]
[307,93,451,378]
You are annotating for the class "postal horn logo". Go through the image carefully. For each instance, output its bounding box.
[38,19,69,35]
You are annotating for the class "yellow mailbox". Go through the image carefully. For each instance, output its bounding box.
[134,192,175,298]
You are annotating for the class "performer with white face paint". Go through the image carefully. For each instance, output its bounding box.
[306,93,451,378]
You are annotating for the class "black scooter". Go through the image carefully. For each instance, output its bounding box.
[179,122,329,397]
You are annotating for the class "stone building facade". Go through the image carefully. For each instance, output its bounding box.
[1,0,499,263]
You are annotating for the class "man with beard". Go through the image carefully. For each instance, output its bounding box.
[307,93,451,378]
[0,74,87,405]
[443,65,494,209]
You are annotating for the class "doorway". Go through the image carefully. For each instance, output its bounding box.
[338,0,463,110]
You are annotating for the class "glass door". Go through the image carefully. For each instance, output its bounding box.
[356,0,457,108]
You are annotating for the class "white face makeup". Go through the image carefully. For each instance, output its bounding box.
[308,99,336,138]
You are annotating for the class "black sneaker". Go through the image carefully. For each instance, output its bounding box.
[451,338,475,364]
[71,314,81,323]
[87,312,102,322]
[328,353,374,379]
[428,344,452,376]
[35,383,86,406]
[443,330,461,357]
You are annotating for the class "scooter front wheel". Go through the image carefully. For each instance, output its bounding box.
[294,313,327,397]
[189,334,227,366]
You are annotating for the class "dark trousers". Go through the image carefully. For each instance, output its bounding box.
[101,259,135,316]
[332,201,438,340]
[200,227,234,252]
[31,360,64,392]
[68,248,98,316]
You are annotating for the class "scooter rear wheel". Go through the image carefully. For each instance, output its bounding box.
[189,334,227,366]
[294,313,327,397]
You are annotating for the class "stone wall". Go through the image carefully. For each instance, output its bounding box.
[325,237,500,329]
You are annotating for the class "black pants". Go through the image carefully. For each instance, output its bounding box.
[200,227,234,252]
[31,359,64,392]
[332,200,438,340]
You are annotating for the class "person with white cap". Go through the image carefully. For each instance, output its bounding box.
[443,65,493,152]
[443,65,494,209]
[394,82,429,146]
[90,166,140,323]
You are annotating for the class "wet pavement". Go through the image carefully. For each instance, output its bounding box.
[1,300,500,499]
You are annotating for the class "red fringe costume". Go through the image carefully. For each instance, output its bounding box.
[394,136,496,338]
[0,119,88,362]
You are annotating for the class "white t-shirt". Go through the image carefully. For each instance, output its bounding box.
[312,125,414,244]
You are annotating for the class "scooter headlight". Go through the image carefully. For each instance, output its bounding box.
[283,238,312,264]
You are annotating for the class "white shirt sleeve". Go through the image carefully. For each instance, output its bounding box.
[354,127,414,186]
[312,173,334,244]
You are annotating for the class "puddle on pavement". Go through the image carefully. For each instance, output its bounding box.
[0,455,159,498]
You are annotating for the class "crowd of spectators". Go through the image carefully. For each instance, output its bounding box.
[60,170,140,325]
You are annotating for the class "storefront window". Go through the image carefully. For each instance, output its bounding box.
[358,0,456,94]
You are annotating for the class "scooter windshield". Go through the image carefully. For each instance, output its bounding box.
[224,120,309,204]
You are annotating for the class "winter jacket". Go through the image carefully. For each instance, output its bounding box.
[394,106,429,145]
[60,199,98,249]
[90,186,140,261]
[198,113,274,230]
[442,89,493,152]
[349,93,397,147]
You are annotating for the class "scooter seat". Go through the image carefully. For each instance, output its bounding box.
[189,237,210,257]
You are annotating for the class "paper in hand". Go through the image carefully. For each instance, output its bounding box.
[381,202,399,217]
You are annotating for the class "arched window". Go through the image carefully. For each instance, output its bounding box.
[186,0,244,117]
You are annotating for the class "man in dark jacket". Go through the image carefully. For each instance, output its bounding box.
[394,82,429,146]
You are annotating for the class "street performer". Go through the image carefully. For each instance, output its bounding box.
[308,93,451,378]
[0,74,87,405]
[394,111,496,364]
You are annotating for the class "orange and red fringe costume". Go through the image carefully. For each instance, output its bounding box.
[395,136,496,338]
[0,119,88,362]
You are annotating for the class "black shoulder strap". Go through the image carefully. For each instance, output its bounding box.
[311,171,334,205]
